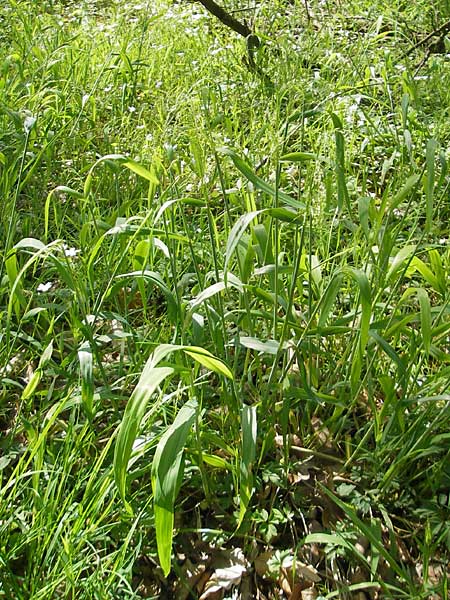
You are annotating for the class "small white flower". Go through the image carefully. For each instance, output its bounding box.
[62,243,80,257]
[128,106,136,113]
[24,115,36,134]
[37,282,53,293]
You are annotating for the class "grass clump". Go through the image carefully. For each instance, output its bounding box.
[1,0,449,598]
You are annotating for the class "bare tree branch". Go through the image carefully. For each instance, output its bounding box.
[195,0,257,43]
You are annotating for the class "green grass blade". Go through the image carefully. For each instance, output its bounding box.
[425,139,437,233]
[152,399,198,575]
[114,365,175,511]
[342,267,372,352]
[224,211,262,281]
[389,174,421,212]
[318,273,344,329]
[121,158,159,185]
[220,148,304,209]
[318,484,413,586]
[238,404,257,527]
[183,347,233,379]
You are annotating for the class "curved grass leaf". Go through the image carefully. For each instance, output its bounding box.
[220,147,304,209]
[116,270,178,322]
[189,281,226,311]
[183,347,233,379]
[342,267,372,352]
[122,158,159,185]
[389,173,421,212]
[152,399,198,575]
[238,336,288,355]
[280,151,320,162]
[387,245,416,282]
[400,287,432,355]
[224,211,262,281]
[114,365,174,512]
[409,256,441,294]
[318,273,344,329]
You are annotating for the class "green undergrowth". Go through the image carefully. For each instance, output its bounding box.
[1,0,449,598]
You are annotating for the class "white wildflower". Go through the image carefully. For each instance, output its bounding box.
[23,115,36,134]
[37,282,53,293]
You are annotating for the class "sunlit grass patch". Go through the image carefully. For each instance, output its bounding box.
[1,0,449,598]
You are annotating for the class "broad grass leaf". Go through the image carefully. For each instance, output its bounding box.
[400,287,432,354]
[408,256,441,294]
[21,370,42,401]
[122,158,159,185]
[154,197,205,223]
[13,238,46,251]
[145,343,232,379]
[238,336,288,355]
[386,245,416,282]
[389,173,420,211]
[5,254,26,318]
[202,454,232,469]
[116,270,177,322]
[225,211,262,280]
[318,273,344,329]
[239,405,257,526]
[253,223,273,263]
[152,399,198,575]
[358,196,370,238]
[428,249,446,294]
[342,267,372,352]
[334,127,350,212]
[183,346,233,379]
[114,365,174,511]
[369,331,406,378]
[280,151,319,162]
[425,139,437,232]
[220,148,304,209]
[265,207,300,222]
[189,281,226,311]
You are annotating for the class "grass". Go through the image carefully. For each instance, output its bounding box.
[0,0,449,598]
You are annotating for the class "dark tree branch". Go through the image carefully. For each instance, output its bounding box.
[403,17,450,57]
[195,0,256,42]
[194,0,272,88]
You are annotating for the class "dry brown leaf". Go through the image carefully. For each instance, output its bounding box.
[301,586,318,600]
[254,551,273,579]
[199,548,248,599]
[174,558,207,600]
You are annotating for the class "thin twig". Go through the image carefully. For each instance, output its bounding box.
[403,17,450,57]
